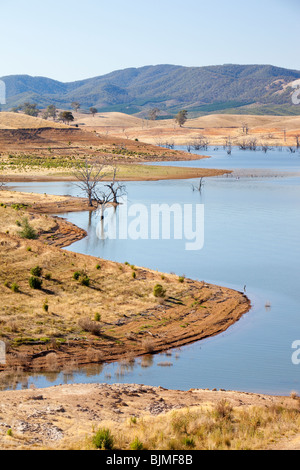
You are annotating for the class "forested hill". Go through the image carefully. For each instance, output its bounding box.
[1,64,300,116]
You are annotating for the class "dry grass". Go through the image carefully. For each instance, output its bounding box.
[0,198,248,371]
[75,111,300,147]
[85,401,300,451]
[0,112,66,129]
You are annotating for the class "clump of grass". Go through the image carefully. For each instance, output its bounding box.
[43,300,49,312]
[178,276,185,283]
[19,217,37,240]
[214,399,233,420]
[132,271,136,279]
[45,273,52,281]
[11,282,19,293]
[182,437,195,448]
[142,338,155,353]
[78,318,102,336]
[92,428,114,450]
[130,437,144,450]
[96,264,101,270]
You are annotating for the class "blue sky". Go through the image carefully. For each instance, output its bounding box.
[0,0,299,81]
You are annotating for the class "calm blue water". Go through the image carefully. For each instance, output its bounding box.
[159,145,300,171]
[6,148,300,395]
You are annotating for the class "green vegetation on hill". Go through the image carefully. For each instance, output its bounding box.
[1,64,300,116]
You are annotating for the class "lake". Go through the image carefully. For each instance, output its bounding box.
[6,146,300,395]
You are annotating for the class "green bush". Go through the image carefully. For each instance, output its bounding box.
[80,276,90,287]
[73,271,81,280]
[19,218,37,240]
[153,284,166,298]
[29,276,43,290]
[30,266,42,277]
[94,312,101,322]
[92,428,114,450]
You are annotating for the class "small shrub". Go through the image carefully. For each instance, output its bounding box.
[45,273,52,281]
[92,428,114,450]
[73,271,81,280]
[153,284,166,298]
[19,218,37,240]
[132,271,136,279]
[30,266,42,277]
[178,276,185,283]
[43,300,49,312]
[94,312,101,322]
[7,429,13,437]
[11,283,19,293]
[80,276,90,287]
[96,264,101,270]
[29,276,43,290]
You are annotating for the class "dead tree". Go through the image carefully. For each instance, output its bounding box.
[92,167,126,215]
[103,167,127,205]
[242,123,249,135]
[72,161,106,207]
[0,175,6,190]
[192,177,205,193]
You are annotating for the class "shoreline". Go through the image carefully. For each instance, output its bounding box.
[0,189,250,375]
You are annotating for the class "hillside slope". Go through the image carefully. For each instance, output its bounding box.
[1,64,300,116]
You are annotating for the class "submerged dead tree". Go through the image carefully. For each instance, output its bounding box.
[192,177,205,193]
[73,161,126,219]
[73,161,106,207]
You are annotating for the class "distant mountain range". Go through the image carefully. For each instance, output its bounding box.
[1,64,300,117]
